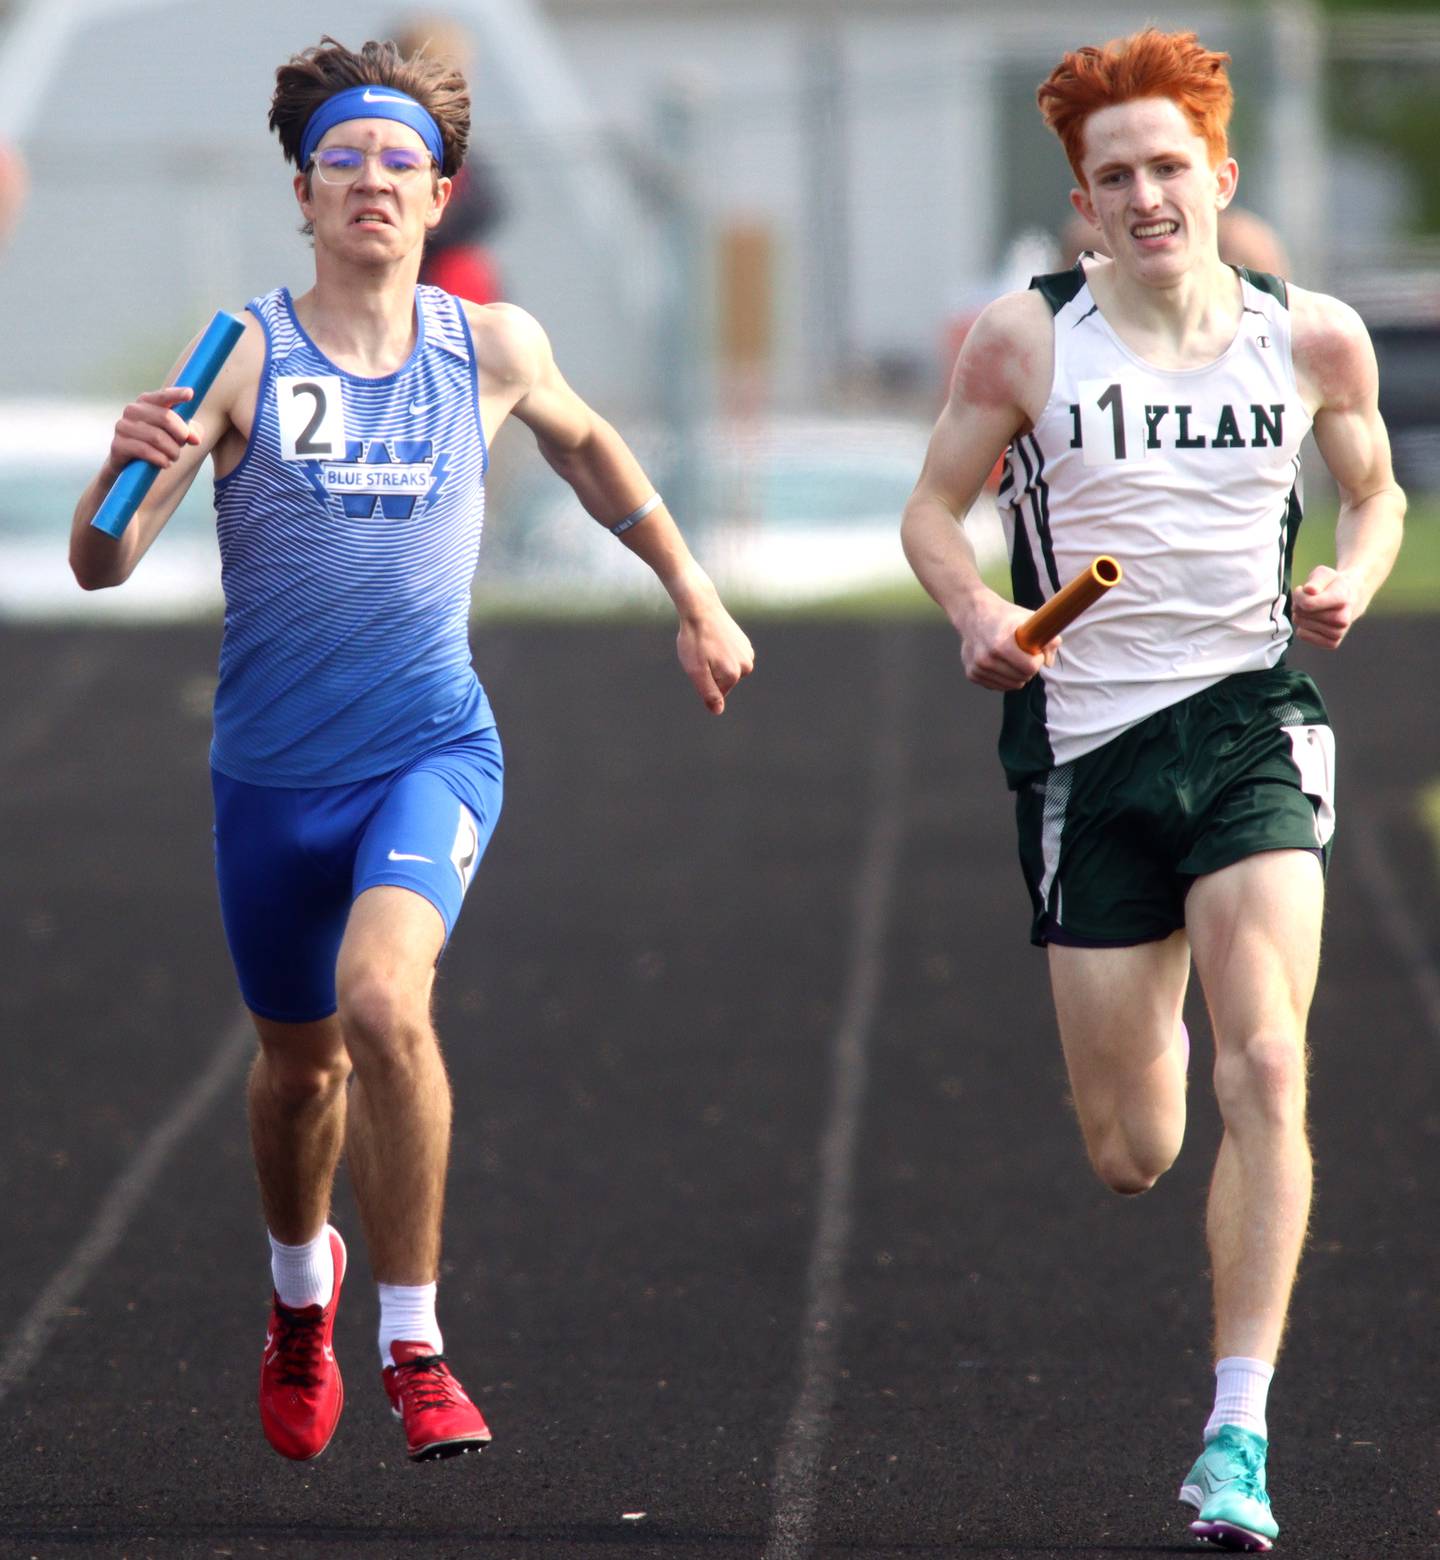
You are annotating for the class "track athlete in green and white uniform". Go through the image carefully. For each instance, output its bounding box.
[901,27,1405,1554]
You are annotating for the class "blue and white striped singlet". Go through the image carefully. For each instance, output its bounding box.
[211,285,493,787]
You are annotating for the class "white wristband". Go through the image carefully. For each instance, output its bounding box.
[609,492,662,535]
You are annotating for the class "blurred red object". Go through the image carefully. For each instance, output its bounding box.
[0,140,28,251]
[422,243,503,305]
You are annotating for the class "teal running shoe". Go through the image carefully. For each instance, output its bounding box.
[1178,1424,1279,1552]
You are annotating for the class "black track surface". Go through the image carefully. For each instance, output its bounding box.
[1,617,1436,1559]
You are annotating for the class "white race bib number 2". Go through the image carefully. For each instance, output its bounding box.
[277,375,346,461]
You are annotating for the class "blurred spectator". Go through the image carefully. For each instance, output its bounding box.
[1060,204,1292,275]
[0,140,28,251]
[1214,206,1292,276]
[390,14,507,302]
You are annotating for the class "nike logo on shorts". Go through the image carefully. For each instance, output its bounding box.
[388,850,434,863]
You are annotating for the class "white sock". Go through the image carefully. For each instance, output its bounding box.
[269,1226,334,1309]
[378,1281,442,1367]
[1204,1356,1274,1443]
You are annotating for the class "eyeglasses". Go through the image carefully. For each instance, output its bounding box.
[310,146,433,185]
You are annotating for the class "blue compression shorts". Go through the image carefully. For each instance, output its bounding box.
[211,727,503,1024]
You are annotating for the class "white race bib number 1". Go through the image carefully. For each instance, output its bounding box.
[277,375,346,461]
[1078,377,1149,468]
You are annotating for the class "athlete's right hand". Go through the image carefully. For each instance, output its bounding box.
[956,592,1057,692]
[102,387,199,482]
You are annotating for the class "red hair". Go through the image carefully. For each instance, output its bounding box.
[1037,28,1233,187]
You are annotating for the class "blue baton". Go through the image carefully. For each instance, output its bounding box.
[90,309,247,539]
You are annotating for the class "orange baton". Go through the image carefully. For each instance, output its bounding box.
[1015,556,1122,654]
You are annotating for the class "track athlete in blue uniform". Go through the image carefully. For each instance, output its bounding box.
[71,36,754,1466]
[901,28,1404,1553]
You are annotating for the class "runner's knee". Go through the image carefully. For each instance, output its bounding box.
[1072,1075,1185,1195]
[337,971,433,1068]
[1090,1140,1170,1196]
[254,1045,350,1111]
[1081,1109,1182,1195]
[1213,1030,1306,1127]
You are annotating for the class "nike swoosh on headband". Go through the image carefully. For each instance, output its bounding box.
[299,85,445,170]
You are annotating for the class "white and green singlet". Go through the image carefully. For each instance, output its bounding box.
[998,259,1311,785]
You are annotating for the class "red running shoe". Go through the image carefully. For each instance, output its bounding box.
[382,1341,492,1461]
[258,1226,347,1461]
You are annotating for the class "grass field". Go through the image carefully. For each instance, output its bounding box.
[1293,495,1440,611]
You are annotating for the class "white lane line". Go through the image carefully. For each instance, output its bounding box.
[1349,809,1440,1040]
[0,1010,253,1404]
[764,630,908,1560]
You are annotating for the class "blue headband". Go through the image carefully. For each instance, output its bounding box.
[299,85,444,170]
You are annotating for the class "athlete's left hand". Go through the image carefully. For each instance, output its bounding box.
[677,602,755,714]
[1293,566,1360,650]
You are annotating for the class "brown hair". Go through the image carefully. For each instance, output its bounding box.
[1036,28,1233,188]
[270,35,470,177]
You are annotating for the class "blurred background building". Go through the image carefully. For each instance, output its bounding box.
[0,0,1436,614]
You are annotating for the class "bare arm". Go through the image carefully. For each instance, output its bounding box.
[1291,289,1406,649]
[470,303,754,713]
[900,291,1054,690]
[69,320,261,589]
